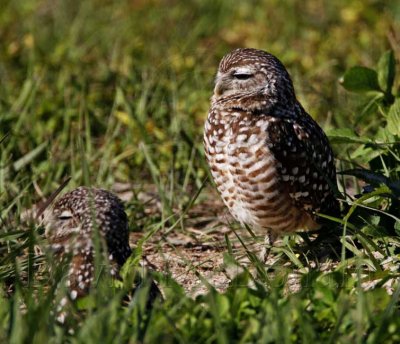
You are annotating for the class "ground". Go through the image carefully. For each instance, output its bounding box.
[114,184,397,298]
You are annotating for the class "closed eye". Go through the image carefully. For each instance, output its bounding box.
[233,73,253,80]
[58,210,73,220]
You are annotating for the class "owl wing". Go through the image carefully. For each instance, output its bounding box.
[266,112,339,220]
[96,196,132,267]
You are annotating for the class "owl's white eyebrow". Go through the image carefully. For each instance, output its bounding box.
[233,68,252,75]
[59,210,73,219]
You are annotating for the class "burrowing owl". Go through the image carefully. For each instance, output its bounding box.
[43,186,131,300]
[204,48,339,243]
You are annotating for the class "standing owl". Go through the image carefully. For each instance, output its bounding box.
[43,187,132,301]
[204,48,339,244]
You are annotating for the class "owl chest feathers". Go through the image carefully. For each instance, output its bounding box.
[204,107,319,234]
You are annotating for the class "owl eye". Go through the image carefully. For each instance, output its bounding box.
[233,73,253,80]
[58,210,73,220]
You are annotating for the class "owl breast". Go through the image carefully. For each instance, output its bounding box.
[204,108,319,236]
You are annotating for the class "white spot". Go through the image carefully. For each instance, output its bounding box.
[248,134,259,144]
[298,175,306,183]
[238,152,249,160]
[237,134,248,142]
[292,167,299,175]
[70,290,78,300]
[60,297,68,307]
[57,313,66,324]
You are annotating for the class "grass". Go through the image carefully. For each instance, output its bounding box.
[1,0,400,342]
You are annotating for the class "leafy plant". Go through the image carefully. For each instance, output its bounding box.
[330,50,400,237]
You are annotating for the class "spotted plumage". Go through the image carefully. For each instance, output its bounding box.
[43,186,131,300]
[204,48,339,241]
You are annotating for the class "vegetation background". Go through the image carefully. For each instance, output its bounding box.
[0,0,399,342]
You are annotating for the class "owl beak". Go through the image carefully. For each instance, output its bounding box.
[214,78,226,96]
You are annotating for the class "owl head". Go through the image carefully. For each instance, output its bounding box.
[213,48,296,106]
[42,187,128,254]
[43,203,79,245]
[42,189,88,252]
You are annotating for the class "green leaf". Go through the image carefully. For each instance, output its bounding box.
[327,128,370,144]
[377,50,396,95]
[13,141,48,171]
[76,294,96,310]
[395,220,400,236]
[340,66,381,93]
[350,145,381,164]
[387,98,400,136]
